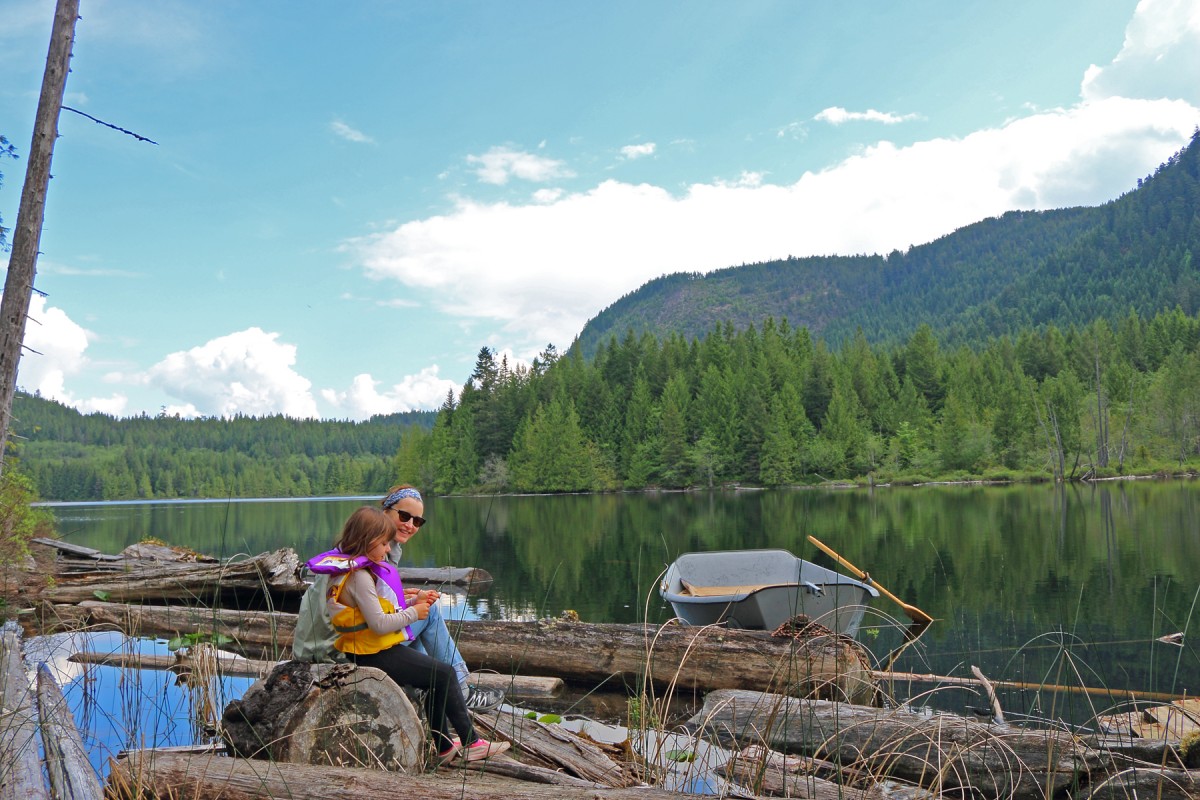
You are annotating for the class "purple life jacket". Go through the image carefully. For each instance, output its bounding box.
[306,549,415,640]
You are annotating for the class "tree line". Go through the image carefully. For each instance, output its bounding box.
[10,404,433,501]
[10,307,1200,501]
[399,308,1200,494]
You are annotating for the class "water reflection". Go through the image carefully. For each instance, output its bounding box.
[34,481,1200,772]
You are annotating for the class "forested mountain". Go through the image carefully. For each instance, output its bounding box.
[11,135,1200,501]
[577,129,1200,355]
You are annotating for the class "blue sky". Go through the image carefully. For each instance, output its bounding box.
[1,0,1197,421]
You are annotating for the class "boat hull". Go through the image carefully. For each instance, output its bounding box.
[659,549,879,637]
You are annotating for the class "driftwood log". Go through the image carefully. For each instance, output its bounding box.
[691,688,1106,800]
[722,758,883,799]
[66,648,564,697]
[1081,766,1200,799]
[36,548,307,605]
[720,744,908,799]
[475,708,641,787]
[35,603,878,703]
[221,661,424,770]
[35,663,104,800]
[107,751,711,800]
[34,539,492,597]
[0,629,49,800]
[455,619,878,705]
[35,601,296,660]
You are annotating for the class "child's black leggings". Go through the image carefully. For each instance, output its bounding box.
[353,644,475,752]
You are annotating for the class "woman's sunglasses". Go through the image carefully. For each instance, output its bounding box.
[392,509,426,528]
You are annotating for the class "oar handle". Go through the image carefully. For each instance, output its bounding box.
[807,535,866,578]
[807,535,934,625]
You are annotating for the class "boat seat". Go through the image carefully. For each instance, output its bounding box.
[679,579,794,597]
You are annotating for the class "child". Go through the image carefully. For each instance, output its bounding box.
[308,506,509,765]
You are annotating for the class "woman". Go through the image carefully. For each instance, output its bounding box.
[309,506,509,764]
[379,484,503,711]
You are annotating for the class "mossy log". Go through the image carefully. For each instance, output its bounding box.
[691,688,1106,800]
[221,661,425,771]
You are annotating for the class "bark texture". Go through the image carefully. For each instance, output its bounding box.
[221,662,424,772]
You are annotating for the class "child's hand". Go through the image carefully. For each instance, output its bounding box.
[413,601,431,620]
[417,589,440,604]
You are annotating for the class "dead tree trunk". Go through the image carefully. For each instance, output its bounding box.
[0,0,78,474]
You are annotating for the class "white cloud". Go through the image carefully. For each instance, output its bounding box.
[620,143,656,160]
[776,122,807,140]
[320,367,460,420]
[532,188,564,203]
[1081,0,1200,105]
[353,96,1197,356]
[466,146,575,185]
[7,294,128,414]
[814,106,920,125]
[331,119,374,144]
[138,328,318,419]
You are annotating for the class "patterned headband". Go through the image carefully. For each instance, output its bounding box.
[382,487,422,508]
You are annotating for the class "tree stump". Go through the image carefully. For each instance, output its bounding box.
[221,661,424,772]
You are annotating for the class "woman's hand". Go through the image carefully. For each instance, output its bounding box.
[412,601,431,620]
[417,589,440,604]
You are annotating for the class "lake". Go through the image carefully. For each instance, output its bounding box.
[37,480,1200,772]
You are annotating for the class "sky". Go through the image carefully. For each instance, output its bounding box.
[0,0,1198,421]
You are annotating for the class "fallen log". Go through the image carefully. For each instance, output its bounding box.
[455,619,878,705]
[35,601,295,661]
[35,663,104,800]
[474,708,641,787]
[220,661,424,770]
[107,751,717,800]
[691,688,1106,800]
[38,603,878,703]
[37,548,307,604]
[720,747,883,799]
[0,629,50,800]
[1081,766,1200,800]
[67,649,564,698]
[35,540,492,596]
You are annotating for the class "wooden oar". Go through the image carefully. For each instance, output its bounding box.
[807,535,934,625]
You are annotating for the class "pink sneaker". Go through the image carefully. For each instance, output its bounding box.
[461,737,510,762]
[436,741,461,766]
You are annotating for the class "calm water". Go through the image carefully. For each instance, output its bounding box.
[38,481,1200,771]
